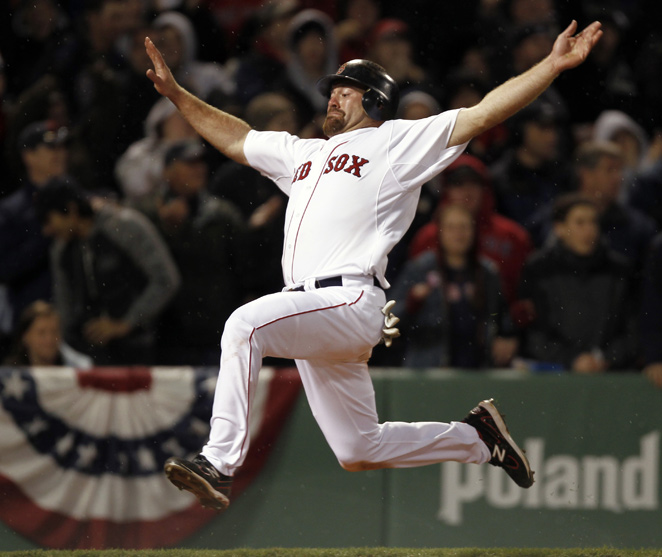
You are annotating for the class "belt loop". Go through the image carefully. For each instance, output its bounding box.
[304,277,317,291]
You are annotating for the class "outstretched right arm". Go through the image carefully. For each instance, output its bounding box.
[145,37,251,166]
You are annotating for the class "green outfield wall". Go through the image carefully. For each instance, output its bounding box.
[1,369,660,550]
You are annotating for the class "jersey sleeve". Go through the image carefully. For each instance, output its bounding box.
[243,130,307,196]
[387,108,469,191]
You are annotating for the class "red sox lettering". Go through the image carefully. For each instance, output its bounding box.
[324,154,370,177]
[292,161,312,183]
[292,154,370,184]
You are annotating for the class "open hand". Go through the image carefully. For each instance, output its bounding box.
[550,20,603,74]
[145,36,180,99]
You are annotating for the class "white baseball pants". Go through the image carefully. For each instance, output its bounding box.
[201,277,489,476]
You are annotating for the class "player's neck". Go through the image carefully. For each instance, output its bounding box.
[327,120,382,138]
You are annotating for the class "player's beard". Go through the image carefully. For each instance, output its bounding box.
[323,111,345,137]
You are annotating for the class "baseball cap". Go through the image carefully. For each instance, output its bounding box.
[164,140,206,166]
[18,120,69,151]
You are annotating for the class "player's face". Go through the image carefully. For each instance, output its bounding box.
[323,84,374,137]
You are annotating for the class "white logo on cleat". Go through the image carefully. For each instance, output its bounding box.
[492,444,507,463]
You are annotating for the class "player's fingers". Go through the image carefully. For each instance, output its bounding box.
[577,21,602,44]
[562,19,577,38]
[145,37,166,69]
[385,315,399,327]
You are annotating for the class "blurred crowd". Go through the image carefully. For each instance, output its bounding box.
[1,0,661,382]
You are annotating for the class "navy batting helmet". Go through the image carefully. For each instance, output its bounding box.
[316,59,400,121]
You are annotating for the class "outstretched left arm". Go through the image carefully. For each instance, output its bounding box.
[449,20,603,147]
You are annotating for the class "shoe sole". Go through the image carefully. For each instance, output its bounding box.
[164,459,230,511]
[479,398,534,487]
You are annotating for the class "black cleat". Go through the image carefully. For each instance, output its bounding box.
[164,454,233,511]
[463,398,534,488]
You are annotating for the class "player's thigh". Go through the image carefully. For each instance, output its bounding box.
[227,287,385,361]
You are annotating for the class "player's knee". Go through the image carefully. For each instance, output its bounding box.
[221,311,257,353]
[333,436,384,472]
[337,456,385,472]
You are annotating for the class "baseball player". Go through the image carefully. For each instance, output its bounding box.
[145,19,602,511]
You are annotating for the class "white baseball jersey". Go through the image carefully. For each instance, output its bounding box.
[244,109,468,288]
[201,109,491,478]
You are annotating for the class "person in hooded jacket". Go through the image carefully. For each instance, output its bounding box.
[114,96,200,204]
[391,204,517,369]
[592,109,655,203]
[275,9,339,132]
[151,11,235,103]
[139,140,247,366]
[406,154,533,308]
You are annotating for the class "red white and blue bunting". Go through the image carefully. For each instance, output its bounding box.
[0,366,301,549]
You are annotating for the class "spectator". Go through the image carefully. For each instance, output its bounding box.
[0,120,70,329]
[592,109,654,201]
[277,9,338,130]
[490,99,572,226]
[365,19,430,95]
[34,177,181,365]
[3,0,77,97]
[518,193,637,372]
[640,232,662,387]
[2,74,76,191]
[392,204,517,369]
[334,0,381,62]
[525,141,657,272]
[138,140,246,366]
[151,11,236,103]
[210,92,296,299]
[3,300,93,368]
[408,154,533,307]
[231,0,300,106]
[68,0,139,193]
[396,90,440,121]
[205,0,290,55]
[115,96,200,204]
[150,0,230,65]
